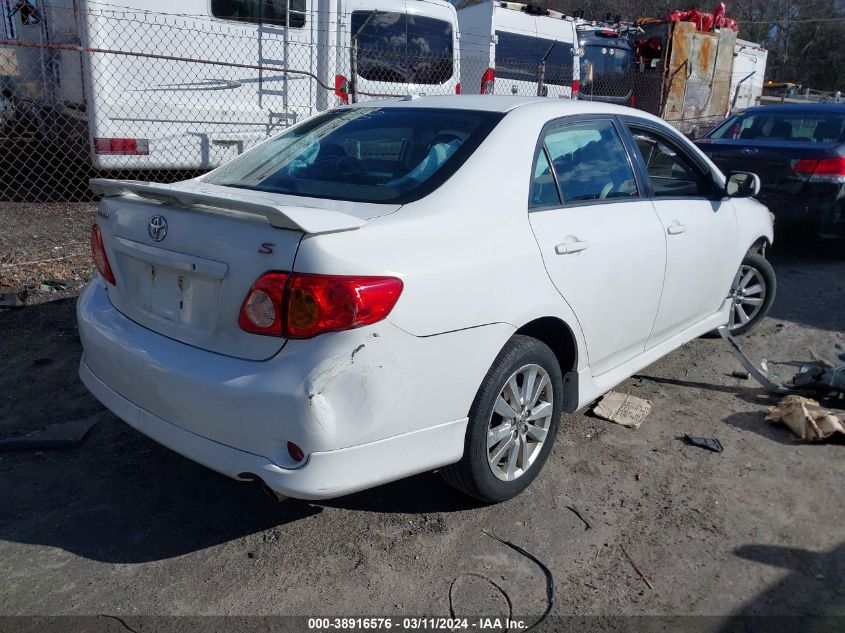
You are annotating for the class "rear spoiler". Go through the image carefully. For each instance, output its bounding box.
[90,179,365,235]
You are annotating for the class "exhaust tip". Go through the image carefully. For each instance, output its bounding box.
[238,472,286,502]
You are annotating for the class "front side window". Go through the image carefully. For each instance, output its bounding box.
[495,31,573,86]
[540,119,638,203]
[351,11,454,85]
[631,127,710,197]
[211,0,306,28]
[204,107,502,204]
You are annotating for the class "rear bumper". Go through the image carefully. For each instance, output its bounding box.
[80,359,466,500]
[759,187,845,237]
[76,278,510,498]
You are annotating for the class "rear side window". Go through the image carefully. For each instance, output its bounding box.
[204,108,503,204]
[351,11,454,85]
[710,112,845,143]
[531,148,561,206]
[538,119,638,203]
[211,0,306,28]
[495,31,573,86]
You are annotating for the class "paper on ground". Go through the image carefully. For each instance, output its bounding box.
[765,395,845,442]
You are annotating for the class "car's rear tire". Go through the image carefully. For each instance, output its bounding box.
[441,335,562,503]
[726,253,776,336]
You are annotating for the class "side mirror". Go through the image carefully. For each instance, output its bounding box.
[725,171,761,198]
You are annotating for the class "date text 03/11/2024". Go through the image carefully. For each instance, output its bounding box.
[307,617,529,630]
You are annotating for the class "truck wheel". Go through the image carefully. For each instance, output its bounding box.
[441,335,562,503]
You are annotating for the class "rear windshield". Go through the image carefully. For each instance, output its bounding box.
[204,108,503,204]
[709,111,845,142]
[495,31,573,86]
[580,44,632,97]
[351,11,454,85]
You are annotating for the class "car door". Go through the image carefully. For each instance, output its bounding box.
[528,116,666,376]
[622,120,739,346]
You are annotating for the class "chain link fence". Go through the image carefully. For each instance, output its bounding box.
[1,2,742,204]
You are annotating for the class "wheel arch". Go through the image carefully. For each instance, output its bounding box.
[748,235,770,256]
[513,316,580,412]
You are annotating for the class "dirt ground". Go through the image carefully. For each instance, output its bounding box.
[0,201,843,628]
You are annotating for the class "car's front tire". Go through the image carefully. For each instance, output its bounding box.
[727,253,777,335]
[441,335,562,503]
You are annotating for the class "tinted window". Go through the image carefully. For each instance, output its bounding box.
[351,12,454,85]
[580,45,632,97]
[709,111,845,143]
[632,128,709,197]
[542,120,637,203]
[495,31,572,86]
[204,108,502,204]
[211,0,306,28]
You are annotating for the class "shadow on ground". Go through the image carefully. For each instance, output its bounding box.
[717,541,845,632]
[0,300,478,564]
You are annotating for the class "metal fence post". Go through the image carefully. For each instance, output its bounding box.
[349,43,358,103]
[537,61,545,97]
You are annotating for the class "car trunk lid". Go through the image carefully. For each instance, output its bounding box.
[91,179,394,361]
[696,138,841,200]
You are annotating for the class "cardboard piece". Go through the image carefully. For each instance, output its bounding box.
[593,391,652,429]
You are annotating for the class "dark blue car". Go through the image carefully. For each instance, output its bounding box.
[696,103,845,239]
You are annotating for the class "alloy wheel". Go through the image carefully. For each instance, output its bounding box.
[728,264,766,331]
[486,364,554,482]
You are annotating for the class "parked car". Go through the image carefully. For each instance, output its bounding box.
[79,96,774,503]
[696,104,845,239]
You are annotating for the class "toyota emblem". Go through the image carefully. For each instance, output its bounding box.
[148,215,168,242]
[741,147,758,156]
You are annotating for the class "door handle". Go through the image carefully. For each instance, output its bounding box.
[554,240,590,255]
[667,223,687,235]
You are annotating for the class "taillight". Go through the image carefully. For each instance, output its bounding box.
[90,224,116,285]
[571,79,580,99]
[455,82,461,94]
[628,94,636,108]
[795,157,845,183]
[481,68,495,94]
[286,273,403,339]
[335,74,350,104]
[93,138,149,155]
[238,272,403,339]
[238,272,289,336]
[795,156,845,182]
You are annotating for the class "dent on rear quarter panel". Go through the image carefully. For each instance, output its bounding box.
[282,321,517,451]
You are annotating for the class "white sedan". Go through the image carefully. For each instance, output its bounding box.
[79,96,775,503]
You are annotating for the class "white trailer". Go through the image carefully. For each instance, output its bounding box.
[458,1,578,98]
[2,0,459,170]
[729,39,767,111]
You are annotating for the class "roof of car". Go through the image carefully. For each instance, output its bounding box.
[736,103,845,114]
[349,94,652,117]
